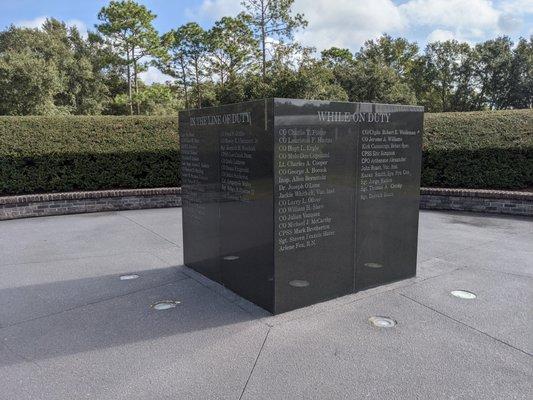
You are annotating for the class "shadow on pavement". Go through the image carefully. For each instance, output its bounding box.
[0,265,262,366]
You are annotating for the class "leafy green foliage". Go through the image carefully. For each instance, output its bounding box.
[0,50,61,115]
[160,23,209,109]
[1,110,530,195]
[0,0,531,116]
[0,20,110,115]
[0,116,179,195]
[97,0,162,114]
[133,83,183,115]
[208,14,259,84]
[423,109,533,189]
[508,38,533,109]
[241,0,307,79]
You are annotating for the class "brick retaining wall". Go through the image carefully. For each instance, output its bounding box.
[419,188,532,216]
[0,187,531,221]
[0,188,181,221]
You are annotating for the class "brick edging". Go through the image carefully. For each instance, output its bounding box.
[0,187,531,220]
[0,188,181,220]
[420,187,532,201]
[419,187,532,216]
[0,187,181,205]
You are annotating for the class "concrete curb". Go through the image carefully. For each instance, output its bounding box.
[0,187,531,220]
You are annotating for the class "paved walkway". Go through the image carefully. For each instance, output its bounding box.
[0,208,531,400]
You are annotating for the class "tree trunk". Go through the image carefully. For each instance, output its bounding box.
[126,44,133,115]
[441,82,447,112]
[261,2,266,81]
[194,59,202,108]
[180,56,189,109]
[132,47,140,115]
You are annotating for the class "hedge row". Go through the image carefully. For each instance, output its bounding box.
[0,110,531,195]
[0,116,180,195]
[423,109,532,190]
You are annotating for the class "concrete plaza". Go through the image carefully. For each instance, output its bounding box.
[0,208,531,399]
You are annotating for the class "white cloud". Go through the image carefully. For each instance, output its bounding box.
[15,15,88,37]
[425,29,474,44]
[139,66,173,85]
[187,0,242,20]
[498,0,533,14]
[399,0,531,38]
[498,14,523,32]
[399,0,500,33]
[192,0,405,52]
[294,0,406,51]
[426,29,456,43]
[192,0,531,51]
[16,16,48,29]
[65,19,87,36]
[200,0,242,16]
[496,0,532,33]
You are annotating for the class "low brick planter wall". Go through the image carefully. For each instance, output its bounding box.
[420,188,532,216]
[0,188,181,221]
[0,187,531,221]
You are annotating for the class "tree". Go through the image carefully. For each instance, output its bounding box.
[449,47,478,111]
[43,20,110,114]
[357,35,424,105]
[473,37,515,109]
[0,49,60,115]
[159,29,191,108]
[97,0,161,114]
[321,47,358,95]
[241,0,307,80]
[508,37,533,108]
[321,42,416,105]
[132,83,181,115]
[349,59,416,104]
[290,60,348,100]
[0,20,110,115]
[161,23,208,109]
[423,40,472,112]
[321,47,353,66]
[358,35,419,79]
[208,14,259,85]
[1,2,531,116]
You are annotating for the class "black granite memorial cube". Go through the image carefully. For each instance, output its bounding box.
[179,99,423,314]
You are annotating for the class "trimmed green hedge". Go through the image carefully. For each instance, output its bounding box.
[0,110,531,195]
[0,116,180,195]
[423,109,532,190]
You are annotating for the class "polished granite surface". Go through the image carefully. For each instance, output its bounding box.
[180,99,424,313]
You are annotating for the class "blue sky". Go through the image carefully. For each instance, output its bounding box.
[1,0,532,83]
[0,1,216,34]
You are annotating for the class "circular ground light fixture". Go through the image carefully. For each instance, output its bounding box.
[364,262,384,269]
[223,255,240,261]
[451,290,477,300]
[368,316,397,328]
[119,274,139,281]
[151,300,180,311]
[289,280,310,288]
